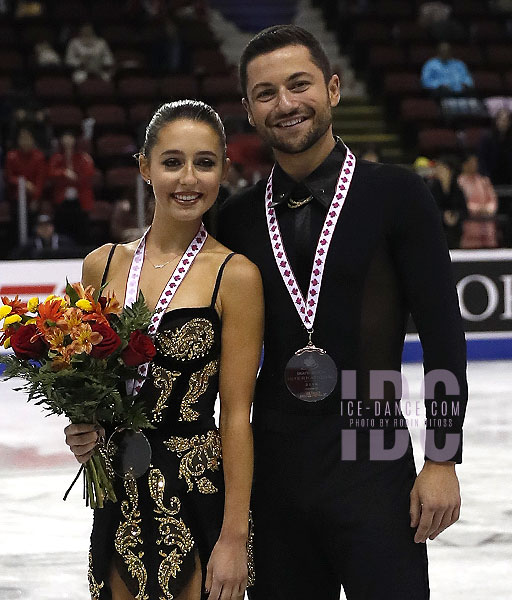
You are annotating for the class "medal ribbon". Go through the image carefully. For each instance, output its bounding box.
[265,147,356,331]
[124,223,208,394]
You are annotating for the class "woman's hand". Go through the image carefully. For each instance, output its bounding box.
[64,423,105,464]
[205,534,248,600]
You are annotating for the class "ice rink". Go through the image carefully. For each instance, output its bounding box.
[1,360,511,600]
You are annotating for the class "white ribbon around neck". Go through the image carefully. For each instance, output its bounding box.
[124,223,208,395]
[265,146,356,333]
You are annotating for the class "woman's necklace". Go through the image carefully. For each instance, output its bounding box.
[145,255,177,269]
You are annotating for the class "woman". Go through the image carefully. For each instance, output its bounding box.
[458,153,499,248]
[64,100,264,600]
[478,108,512,186]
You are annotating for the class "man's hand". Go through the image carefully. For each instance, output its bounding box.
[410,460,461,543]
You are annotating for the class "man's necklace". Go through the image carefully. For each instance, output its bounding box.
[287,195,313,209]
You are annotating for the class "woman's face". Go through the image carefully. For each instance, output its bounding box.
[140,119,228,222]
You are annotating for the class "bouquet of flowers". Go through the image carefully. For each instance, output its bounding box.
[0,282,156,508]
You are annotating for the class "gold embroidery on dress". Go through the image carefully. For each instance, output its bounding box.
[179,360,219,421]
[148,468,195,599]
[247,510,256,587]
[151,363,181,422]
[164,429,222,494]
[156,318,215,361]
[88,548,104,599]
[114,478,149,599]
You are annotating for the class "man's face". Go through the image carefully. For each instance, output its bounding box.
[243,45,340,155]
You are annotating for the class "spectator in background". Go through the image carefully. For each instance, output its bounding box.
[418,2,466,41]
[65,23,114,85]
[5,87,53,156]
[458,153,499,248]
[9,213,78,259]
[478,108,512,186]
[48,131,95,244]
[5,127,47,230]
[339,68,366,100]
[150,16,189,74]
[421,42,474,97]
[428,155,467,248]
[34,40,62,68]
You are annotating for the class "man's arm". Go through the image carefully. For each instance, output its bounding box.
[390,168,467,542]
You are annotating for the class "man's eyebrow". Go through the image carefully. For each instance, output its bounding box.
[251,71,312,91]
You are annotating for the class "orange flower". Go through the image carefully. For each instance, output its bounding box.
[68,322,102,355]
[44,326,65,350]
[1,295,28,316]
[36,299,65,334]
[56,308,84,337]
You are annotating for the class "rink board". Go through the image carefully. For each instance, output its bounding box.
[0,252,511,368]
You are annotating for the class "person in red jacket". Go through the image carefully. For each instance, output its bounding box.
[4,128,47,234]
[48,130,95,243]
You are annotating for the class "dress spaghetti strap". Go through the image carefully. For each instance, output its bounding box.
[210,253,236,308]
[101,244,118,288]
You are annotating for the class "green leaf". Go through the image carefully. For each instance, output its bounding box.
[65,279,80,306]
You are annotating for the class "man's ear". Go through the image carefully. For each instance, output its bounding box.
[328,74,341,108]
[242,98,255,127]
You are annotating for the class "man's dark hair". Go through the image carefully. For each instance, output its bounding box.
[239,25,332,98]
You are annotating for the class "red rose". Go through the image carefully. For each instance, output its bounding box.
[121,330,156,366]
[10,323,46,360]
[90,322,121,359]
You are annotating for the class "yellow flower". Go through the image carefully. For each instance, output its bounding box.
[25,317,36,325]
[45,294,56,302]
[0,305,12,319]
[76,299,93,311]
[27,297,39,312]
[44,295,67,308]
[4,314,22,326]
[3,337,10,349]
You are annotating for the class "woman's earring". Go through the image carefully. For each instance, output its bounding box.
[146,179,151,185]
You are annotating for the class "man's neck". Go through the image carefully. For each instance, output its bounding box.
[274,128,336,181]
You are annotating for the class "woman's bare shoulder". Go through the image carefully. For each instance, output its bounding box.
[82,240,139,288]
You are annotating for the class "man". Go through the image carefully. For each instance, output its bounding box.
[218,25,467,600]
[421,41,474,96]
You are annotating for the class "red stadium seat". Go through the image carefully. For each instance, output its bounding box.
[0,25,19,47]
[384,72,423,95]
[471,22,508,43]
[202,75,240,101]
[368,46,407,69]
[353,22,388,43]
[76,78,116,103]
[400,98,441,123]
[450,44,484,68]
[487,44,512,68]
[418,128,458,153]
[160,75,199,100]
[53,1,88,22]
[34,76,74,102]
[192,49,230,75]
[117,76,159,101]
[472,72,504,95]
[409,45,437,68]
[216,101,247,120]
[101,25,138,47]
[47,105,84,129]
[96,134,137,160]
[104,167,140,190]
[375,1,413,19]
[128,103,154,125]
[115,49,146,72]
[0,50,24,72]
[461,127,489,150]
[90,1,127,24]
[393,21,430,43]
[87,104,127,128]
[0,76,12,95]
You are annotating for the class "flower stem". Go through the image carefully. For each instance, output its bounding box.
[87,457,104,509]
[93,453,117,503]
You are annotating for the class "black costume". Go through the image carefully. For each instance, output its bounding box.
[218,140,467,600]
[88,250,254,599]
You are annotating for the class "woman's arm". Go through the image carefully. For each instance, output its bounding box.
[206,254,264,599]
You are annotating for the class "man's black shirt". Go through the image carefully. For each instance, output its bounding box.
[218,151,468,463]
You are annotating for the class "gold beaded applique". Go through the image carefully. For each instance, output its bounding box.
[179,360,219,422]
[164,429,222,494]
[114,478,149,599]
[148,468,195,599]
[156,318,215,361]
[151,363,181,423]
[88,548,104,599]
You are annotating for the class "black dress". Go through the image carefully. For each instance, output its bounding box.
[88,251,254,599]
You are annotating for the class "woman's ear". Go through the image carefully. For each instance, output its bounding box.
[222,157,231,182]
[138,153,151,183]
